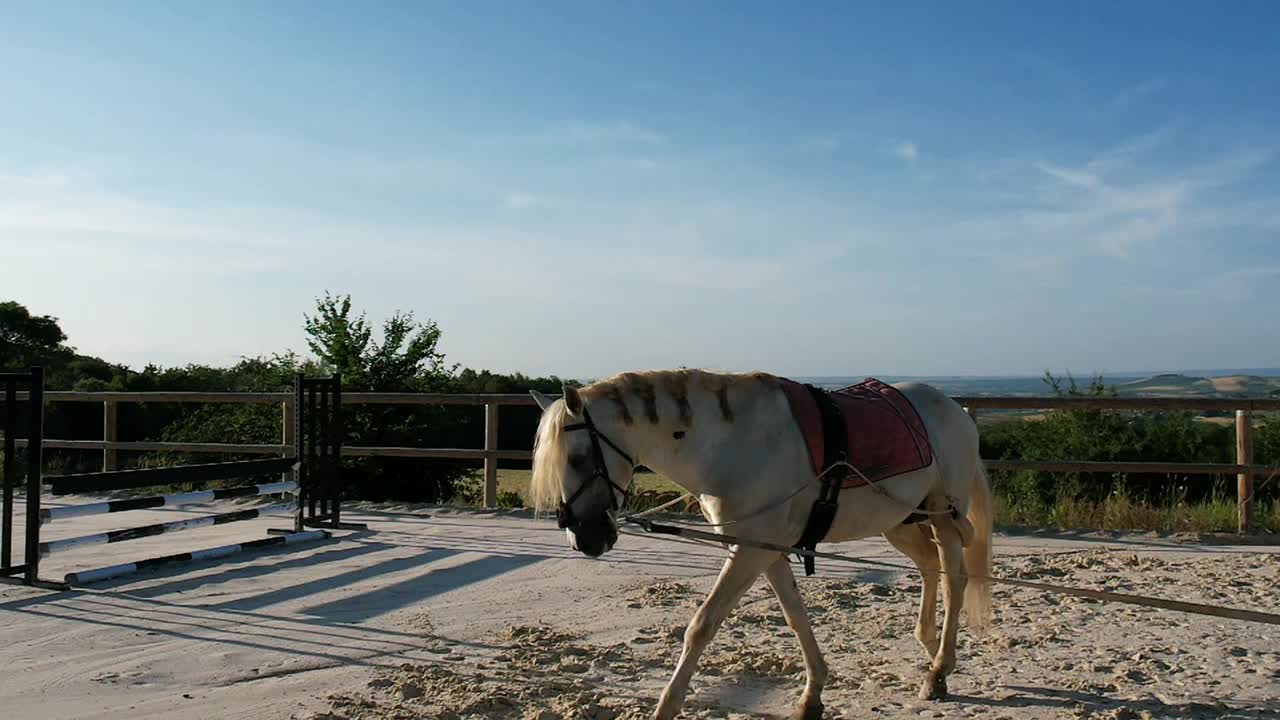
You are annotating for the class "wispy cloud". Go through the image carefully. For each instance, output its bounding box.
[501,192,540,210]
[959,128,1276,262]
[486,121,667,149]
[564,121,666,146]
[894,141,919,161]
[1173,266,1280,304]
[621,241,852,299]
[795,133,847,154]
[1103,77,1168,113]
[624,156,659,170]
[0,163,868,305]
[1035,162,1102,190]
[0,169,475,264]
[1084,125,1177,176]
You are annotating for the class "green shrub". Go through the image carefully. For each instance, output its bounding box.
[981,371,1256,523]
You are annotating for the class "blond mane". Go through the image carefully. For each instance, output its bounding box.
[530,397,572,512]
[528,368,779,512]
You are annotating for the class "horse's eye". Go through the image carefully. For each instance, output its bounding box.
[568,454,588,469]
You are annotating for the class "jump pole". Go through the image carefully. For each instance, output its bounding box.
[39,502,298,557]
[65,529,330,585]
[40,480,299,523]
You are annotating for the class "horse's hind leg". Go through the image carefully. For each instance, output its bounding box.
[765,556,828,720]
[919,515,967,701]
[883,524,940,658]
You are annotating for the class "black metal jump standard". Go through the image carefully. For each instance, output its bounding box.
[0,369,365,590]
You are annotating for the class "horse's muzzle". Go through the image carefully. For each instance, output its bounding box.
[569,514,617,558]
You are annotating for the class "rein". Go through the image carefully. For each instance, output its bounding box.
[621,516,1280,627]
[557,408,635,530]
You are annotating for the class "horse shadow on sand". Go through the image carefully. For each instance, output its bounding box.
[950,684,1280,719]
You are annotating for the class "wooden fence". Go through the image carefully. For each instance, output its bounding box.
[4,391,1279,533]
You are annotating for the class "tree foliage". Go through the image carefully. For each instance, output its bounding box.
[0,300,69,369]
[0,301,130,390]
[302,292,455,391]
[980,371,1257,518]
[6,297,1277,510]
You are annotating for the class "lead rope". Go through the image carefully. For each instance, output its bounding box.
[619,456,952,530]
[829,458,957,517]
[619,517,1280,627]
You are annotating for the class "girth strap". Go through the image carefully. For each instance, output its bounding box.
[793,384,850,576]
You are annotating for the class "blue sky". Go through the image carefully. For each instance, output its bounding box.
[2,1,1278,378]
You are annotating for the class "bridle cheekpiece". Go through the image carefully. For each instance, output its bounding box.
[557,407,635,530]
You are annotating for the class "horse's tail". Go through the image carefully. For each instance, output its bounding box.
[962,460,994,635]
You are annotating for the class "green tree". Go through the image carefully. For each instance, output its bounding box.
[0,300,131,391]
[982,370,1241,518]
[301,292,471,501]
[0,300,73,372]
[303,291,455,391]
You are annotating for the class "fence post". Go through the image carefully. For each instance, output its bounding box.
[1237,409,1253,534]
[25,366,43,586]
[102,400,118,472]
[483,402,499,507]
[282,399,295,482]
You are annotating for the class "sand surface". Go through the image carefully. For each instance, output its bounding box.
[2,497,1278,720]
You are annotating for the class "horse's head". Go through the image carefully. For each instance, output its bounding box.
[530,385,636,558]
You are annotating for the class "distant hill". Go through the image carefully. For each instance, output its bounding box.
[1116,374,1280,398]
[796,372,1280,398]
[1148,368,1280,378]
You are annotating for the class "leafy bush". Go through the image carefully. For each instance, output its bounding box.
[1,296,573,503]
[7,298,1278,524]
[982,372,1266,525]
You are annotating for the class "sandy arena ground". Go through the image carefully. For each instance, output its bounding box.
[1,496,1278,720]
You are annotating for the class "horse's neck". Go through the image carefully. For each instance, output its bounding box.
[609,381,790,499]
[618,422,718,497]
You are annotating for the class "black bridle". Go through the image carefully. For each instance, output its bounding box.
[557,407,635,530]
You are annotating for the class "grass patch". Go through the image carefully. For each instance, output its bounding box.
[995,493,1280,534]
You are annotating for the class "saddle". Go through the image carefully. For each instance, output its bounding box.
[778,377,934,575]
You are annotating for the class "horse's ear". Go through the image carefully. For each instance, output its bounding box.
[530,389,554,412]
[562,385,584,415]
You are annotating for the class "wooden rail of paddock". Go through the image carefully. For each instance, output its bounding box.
[4,390,1279,533]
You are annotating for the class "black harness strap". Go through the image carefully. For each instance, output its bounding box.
[794,384,850,576]
[558,408,635,530]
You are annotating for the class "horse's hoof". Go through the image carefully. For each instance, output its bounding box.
[917,672,947,701]
[789,699,824,720]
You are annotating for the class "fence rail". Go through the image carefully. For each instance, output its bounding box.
[3,390,1278,533]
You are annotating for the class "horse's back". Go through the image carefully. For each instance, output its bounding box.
[890,381,973,435]
[890,380,981,489]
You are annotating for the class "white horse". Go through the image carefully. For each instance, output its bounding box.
[530,369,993,720]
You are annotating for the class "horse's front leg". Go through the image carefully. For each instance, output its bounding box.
[654,547,779,720]
[765,556,828,720]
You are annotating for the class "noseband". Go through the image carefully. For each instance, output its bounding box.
[558,408,635,530]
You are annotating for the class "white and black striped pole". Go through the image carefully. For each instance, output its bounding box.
[40,481,298,524]
[64,529,330,585]
[39,502,297,557]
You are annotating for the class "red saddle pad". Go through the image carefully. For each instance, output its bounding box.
[779,377,934,486]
